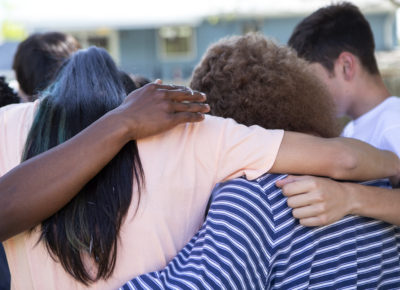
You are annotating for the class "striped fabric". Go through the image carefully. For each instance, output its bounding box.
[120,174,400,290]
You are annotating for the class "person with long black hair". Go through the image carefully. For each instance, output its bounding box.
[1,46,399,289]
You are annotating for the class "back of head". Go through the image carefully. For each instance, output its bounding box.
[23,46,143,284]
[190,33,340,138]
[288,2,379,75]
[0,77,19,107]
[12,32,80,101]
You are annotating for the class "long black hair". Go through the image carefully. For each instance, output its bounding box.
[22,47,143,284]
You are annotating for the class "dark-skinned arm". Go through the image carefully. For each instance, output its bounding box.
[0,83,210,241]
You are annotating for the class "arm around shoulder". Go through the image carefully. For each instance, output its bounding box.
[0,84,210,241]
[270,131,400,181]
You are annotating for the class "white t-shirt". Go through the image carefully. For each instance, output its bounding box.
[342,96,400,156]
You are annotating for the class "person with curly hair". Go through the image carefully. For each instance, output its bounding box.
[190,33,340,138]
[120,34,400,289]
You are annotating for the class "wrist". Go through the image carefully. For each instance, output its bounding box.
[100,110,133,144]
[345,182,362,216]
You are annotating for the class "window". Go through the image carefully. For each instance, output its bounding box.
[158,26,195,60]
[242,21,261,35]
[68,29,119,64]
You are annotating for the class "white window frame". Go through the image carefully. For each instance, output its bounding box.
[157,26,196,62]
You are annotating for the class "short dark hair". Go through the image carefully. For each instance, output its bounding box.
[288,2,379,75]
[190,33,340,138]
[12,32,80,100]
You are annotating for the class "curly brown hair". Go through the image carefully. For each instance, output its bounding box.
[190,33,340,138]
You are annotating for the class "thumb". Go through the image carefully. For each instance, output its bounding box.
[154,79,163,84]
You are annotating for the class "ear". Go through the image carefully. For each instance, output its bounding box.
[336,52,357,81]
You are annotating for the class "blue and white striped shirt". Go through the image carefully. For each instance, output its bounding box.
[121,174,400,289]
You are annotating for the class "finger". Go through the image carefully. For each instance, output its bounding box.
[154,84,187,90]
[286,193,316,208]
[292,204,323,219]
[276,175,297,187]
[154,79,163,84]
[298,217,323,227]
[172,112,205,124]
[164,90,206,102]
[281,178,318,197]
[172,102,210,113]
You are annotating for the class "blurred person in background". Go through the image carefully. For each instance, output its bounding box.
[12,32,80,102]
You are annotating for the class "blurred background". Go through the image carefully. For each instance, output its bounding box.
[1,0,400,93]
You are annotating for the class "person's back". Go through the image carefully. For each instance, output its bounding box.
[121,34,400,289]
[1,47,284,289]
[124,175,400,289]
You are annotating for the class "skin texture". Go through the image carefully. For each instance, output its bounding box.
[0,82,210,242]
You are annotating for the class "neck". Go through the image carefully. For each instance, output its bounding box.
[347,73,391,119]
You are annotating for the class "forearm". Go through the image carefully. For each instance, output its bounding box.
[347,183,400,225]
[0,111,130,241]
[334,137,400,181]
[271,132,400,181]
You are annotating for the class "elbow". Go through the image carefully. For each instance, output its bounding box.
[328,142,358,180]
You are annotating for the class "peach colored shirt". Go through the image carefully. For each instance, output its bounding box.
[0,101,284,289]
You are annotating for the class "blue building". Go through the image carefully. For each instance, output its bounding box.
[116,11,397,81]
[0,0,398,82]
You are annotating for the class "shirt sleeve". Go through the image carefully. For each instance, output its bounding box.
[195,115,284,182]
[380,126,400,158]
